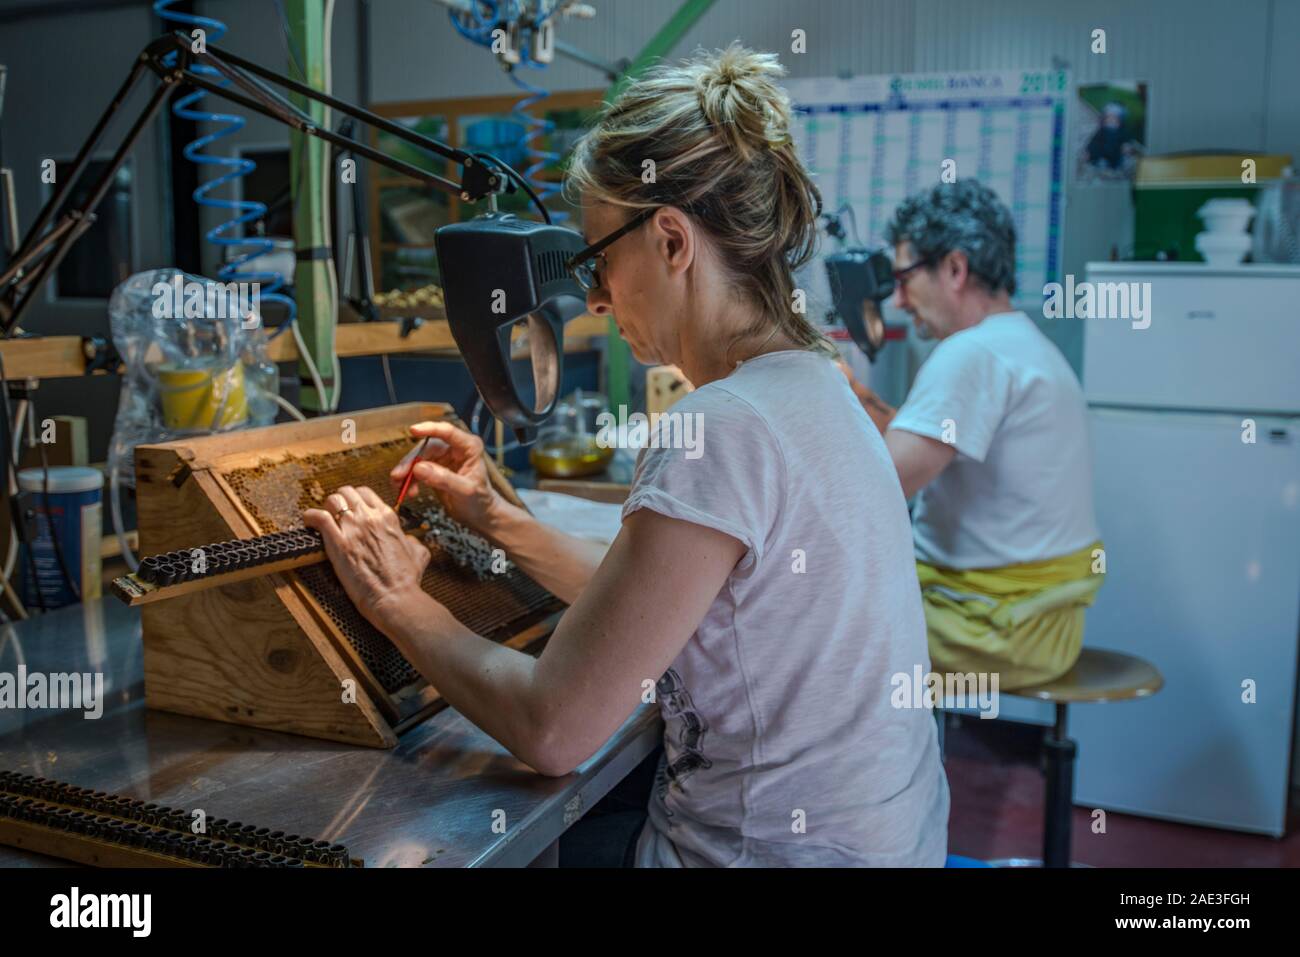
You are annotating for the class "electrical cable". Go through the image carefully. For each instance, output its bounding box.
[109,468,138,574]
[380,354,398,404]
[3,398,25,585]
[0,398,26,619]
[0,575,27,622]
[9,400,24,471]
[470,393,522,455]
[0,353,45,613]
[2,528,15,589]
[472,151,550,223]
[270,393,308,422]
[289,319,328,414]
[331,330,343,412]
[0,621,27,670]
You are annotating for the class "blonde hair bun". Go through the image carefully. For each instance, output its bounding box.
[564,43,830,355]
[692,45,793,161]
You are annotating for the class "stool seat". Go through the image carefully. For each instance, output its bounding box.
[1008,648,1163,704]
[997,648,1163,867]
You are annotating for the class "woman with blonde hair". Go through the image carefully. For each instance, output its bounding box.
[304,43,949,868]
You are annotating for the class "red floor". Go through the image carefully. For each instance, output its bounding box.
[944,715,1300,867]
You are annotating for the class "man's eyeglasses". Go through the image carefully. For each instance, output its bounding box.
[567,207,659,292]
[891,257,933,286]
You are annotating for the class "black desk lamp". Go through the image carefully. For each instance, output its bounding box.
[0,32,582,439]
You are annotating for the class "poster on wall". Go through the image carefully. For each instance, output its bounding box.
[1074,81,1148,184]
[784,69,1070,315]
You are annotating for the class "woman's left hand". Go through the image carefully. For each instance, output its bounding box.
[302,485,435,637]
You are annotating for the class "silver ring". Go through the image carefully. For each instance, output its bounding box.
[333,505,352,520]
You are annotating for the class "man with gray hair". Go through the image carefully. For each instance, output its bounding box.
[843,179,1103,690]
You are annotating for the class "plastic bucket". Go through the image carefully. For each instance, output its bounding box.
[17,466,104,610]
[158,361,249,432]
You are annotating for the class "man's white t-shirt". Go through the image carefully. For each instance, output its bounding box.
[622,350,950,868]
[890,311,1099,569]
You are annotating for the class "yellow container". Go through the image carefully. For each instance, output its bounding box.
[158,361,249,432]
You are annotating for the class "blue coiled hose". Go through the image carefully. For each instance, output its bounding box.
[152,1,295,338]
[448,1,566,221]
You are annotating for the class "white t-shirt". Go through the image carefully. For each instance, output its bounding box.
[622,350,949,868]
[890,311,1099,569]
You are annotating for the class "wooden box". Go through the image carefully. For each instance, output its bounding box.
[134,402,562,748]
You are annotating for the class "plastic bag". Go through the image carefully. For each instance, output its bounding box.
[106,268,279,492]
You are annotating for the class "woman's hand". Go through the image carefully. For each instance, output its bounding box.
[302,485,436,638]
[391,421,511,534]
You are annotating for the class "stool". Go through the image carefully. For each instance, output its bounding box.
[1006,648,1163,868]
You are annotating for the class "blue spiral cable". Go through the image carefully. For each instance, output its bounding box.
[508,70,565,220]
[448,1,566,221]
[447,0,499,45]
[153,0,295,340]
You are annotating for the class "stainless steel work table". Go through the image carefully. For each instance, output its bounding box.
[0,598,661,867]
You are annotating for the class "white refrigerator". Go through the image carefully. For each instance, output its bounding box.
[1074,262,1300,836]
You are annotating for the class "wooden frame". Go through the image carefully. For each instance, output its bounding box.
[134,402,558,748]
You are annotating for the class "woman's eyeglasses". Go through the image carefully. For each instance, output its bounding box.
[567,207,659,292]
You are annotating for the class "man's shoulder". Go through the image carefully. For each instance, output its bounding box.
[936,312,1072,380]
[943,310,1033,349]
[913,317,1013,385]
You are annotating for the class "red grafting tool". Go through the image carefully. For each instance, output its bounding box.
[395,436,431,509]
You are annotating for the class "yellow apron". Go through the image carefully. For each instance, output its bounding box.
[916,541,1105,691]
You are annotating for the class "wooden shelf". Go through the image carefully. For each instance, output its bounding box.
[0,315,609,380]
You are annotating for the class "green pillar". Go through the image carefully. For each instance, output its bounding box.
[285,0,338,413]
